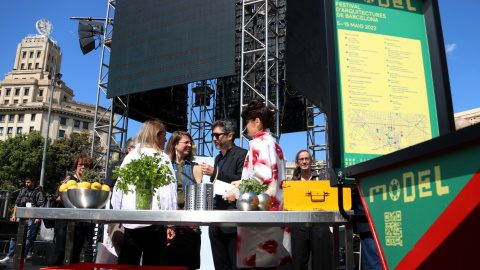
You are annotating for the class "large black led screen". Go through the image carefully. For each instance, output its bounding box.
[107,0,235,98]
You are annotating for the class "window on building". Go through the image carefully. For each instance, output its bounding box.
[35,63,39,69]
[7,127,13,134]
[24,88,29,95]
[9,115,14,122]
[4,100,8,105]
[31,114,36,121]
[0,127,3,134]
[63,96,67,101]
[74,120,80,128]
[28,63,32,70]
[83,122,89,129]
[22,52,26,58]
[15,89,20,96]
[18,114,24,121]
[0,115,4,122]
[60,117,67,125]
[59,130,65,137]
[39,90,43,96]
[13,100,18,104]
[29,52,34,58]
[6,89,11,96]
[37,51,41,58]
[20,64,25,70]
[29,126,34,132]
[17,127,23,134]
[23,99,27,104]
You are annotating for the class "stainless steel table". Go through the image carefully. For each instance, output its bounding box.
[14,208,354,269]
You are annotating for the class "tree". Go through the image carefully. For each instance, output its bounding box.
[0,131,104,217]
[0,131,48,190]
[0,131,52,215]
[49,131,104,187]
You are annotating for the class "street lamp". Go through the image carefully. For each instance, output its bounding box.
[39,67,62,188]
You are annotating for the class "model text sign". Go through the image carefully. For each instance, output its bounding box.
[334,0,439,168]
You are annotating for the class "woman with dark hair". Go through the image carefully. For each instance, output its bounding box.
[291,150,332,270]
[164,131,201,270]
[50,154,95,266]
[111,120,177,266]
[226,99,292,269]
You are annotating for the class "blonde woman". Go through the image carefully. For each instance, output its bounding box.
[111,120,177,266]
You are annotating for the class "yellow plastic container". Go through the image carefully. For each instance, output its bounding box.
[282,180,352,211]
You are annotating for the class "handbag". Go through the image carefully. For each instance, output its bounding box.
[95,242,119,264]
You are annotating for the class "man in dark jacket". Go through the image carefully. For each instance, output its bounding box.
[0,176,43,263]
[201,119,248,270]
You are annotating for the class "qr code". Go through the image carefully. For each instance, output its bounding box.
[385,211,403,246]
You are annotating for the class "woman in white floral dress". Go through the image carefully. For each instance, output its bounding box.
[226,99,292,269]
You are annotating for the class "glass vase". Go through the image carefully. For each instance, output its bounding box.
[135,182,153,210]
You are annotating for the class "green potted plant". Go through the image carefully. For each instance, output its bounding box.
[237,179,272,211]
[113,152,176,210]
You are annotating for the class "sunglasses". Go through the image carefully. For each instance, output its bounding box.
[211,132,229,139]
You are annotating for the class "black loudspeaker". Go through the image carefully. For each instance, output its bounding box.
[78,23,96,55]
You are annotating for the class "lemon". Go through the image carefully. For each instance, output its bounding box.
[101,184,110,192]
[68,185,78,189]
[67,180,78,187]
[91,182,102,190]
[79,182,91,189]
[59,184,68,192]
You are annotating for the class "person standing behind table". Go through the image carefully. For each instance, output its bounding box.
[165,131,202,270]
[105,137,136,189]
[0,176,43,264]
[225,99,292,269]
[290,150,332,270]
[200,119,248,270]
[49,154,95,266]
[111,120,177,266]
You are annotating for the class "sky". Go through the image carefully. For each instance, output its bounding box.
[0,0,478,164]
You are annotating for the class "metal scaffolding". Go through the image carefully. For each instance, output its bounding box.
[89,0,130,173]
[240,0,280,146]
[189,80,216,157]
[306,100,328,172]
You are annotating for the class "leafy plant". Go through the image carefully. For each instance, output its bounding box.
[238,179,268,195]
[79,169,101,183]
[113,152,176,195]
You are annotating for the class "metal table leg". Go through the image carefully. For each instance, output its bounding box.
[344,222,354,270]
[13,218,28,270]
[64,221,75,265]
[333,225,340,270]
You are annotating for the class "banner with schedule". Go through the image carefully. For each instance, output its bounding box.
[333,0,439,168]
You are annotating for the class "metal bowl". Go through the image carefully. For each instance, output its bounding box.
[59,191,76,208]
[236,192,259,211]
[257,193,272,211]
[66,189,111,209]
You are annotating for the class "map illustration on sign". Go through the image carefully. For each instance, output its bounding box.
[334,0,438,167]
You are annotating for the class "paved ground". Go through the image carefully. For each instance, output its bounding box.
[0,253,49,270]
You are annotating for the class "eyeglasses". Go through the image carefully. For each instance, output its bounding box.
[179,140,192,145]
[212,132,229,139]
[297,157,311,162]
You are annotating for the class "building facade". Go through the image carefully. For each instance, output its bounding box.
[454,108,480,126]
[0,35,110,141]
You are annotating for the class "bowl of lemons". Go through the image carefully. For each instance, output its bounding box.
[59,179,111,208]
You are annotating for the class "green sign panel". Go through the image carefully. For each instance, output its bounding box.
[333,0,439,168]
[358,142,480,269]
